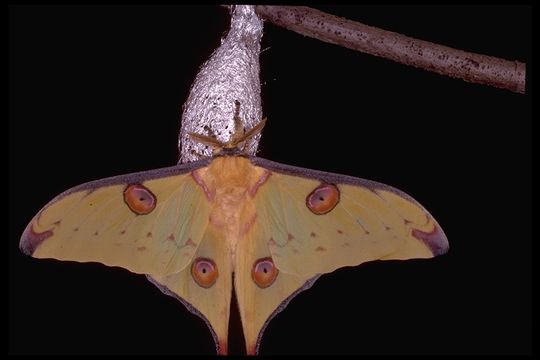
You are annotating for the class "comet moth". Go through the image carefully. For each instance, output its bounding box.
[21,103,449,354]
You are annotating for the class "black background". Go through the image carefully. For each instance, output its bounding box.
[9,5,531,355]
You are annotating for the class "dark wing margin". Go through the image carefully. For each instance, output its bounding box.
[250,156,419,203]
[20,157,212,255]
[146,275,222,354]
[254,275,321,355]
[250,156,449,257]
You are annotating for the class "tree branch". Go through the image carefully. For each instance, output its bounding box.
[255,6,526,94]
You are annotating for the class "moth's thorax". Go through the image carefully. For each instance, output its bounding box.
[191,156,270,264]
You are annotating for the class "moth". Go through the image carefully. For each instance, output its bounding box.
[20,106,449,354]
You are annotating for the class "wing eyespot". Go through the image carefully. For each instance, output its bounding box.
[306,183,340,215]
[123,184,156,215]
[192,258,218,288]
[252,257,278,288]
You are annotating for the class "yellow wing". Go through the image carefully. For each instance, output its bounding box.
[234,220,317,355]
[251,158,449,279]
[20,160,211,276]
[233,157,449,354]
[149,224,232,355]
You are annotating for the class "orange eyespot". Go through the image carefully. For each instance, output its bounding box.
[191,258,218,288]
[124,184,156,215]
[306,183,340,215]
[252,257,278,288]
